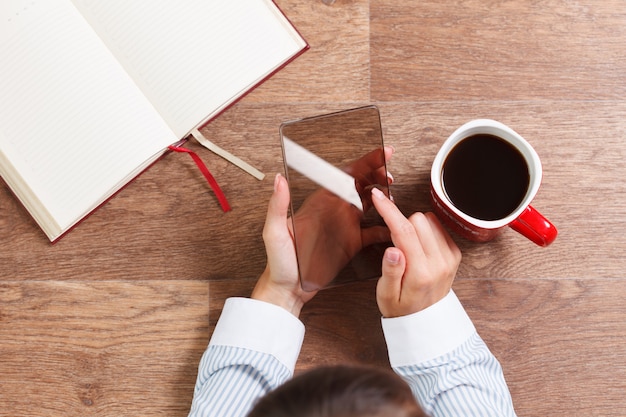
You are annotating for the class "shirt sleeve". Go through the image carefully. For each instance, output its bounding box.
[188,297,305,417]
[382,290,517,417]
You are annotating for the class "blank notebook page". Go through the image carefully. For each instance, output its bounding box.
[72,0,306,137]
[0,1,176,235]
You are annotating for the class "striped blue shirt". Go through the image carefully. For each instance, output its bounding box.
[188,291,516,417]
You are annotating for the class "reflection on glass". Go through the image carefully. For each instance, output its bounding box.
[280,106,390,292]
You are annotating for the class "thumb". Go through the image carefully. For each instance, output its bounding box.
[263,174,293,251]
[376,247,406,317]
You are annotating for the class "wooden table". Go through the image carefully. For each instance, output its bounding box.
[1,1,625,415]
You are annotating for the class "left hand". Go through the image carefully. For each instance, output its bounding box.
[251,173,314,317]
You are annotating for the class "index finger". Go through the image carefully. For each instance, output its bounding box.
[370,187,424,260]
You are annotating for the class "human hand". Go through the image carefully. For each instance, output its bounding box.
[291,146,394,291]
[251,174,316,317]
[371,188,462,318]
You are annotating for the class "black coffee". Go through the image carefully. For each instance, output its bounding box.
[442,134,530,221]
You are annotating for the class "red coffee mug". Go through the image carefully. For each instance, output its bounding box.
[430,119,557,246]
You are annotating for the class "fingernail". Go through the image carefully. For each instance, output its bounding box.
[385,248,401,264]
[371,187,386,200]
[386,171,394,185]
[274,173,282,192]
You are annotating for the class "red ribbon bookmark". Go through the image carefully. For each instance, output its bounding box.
[168,144,231,212]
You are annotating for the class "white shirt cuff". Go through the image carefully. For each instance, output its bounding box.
[209,297,305,372]
[381,290,476,367]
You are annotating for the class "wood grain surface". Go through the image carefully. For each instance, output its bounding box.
[1,1,625,415]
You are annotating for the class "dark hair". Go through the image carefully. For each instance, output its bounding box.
[248,365,427,417]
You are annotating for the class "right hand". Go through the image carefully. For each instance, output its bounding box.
[371,187,462,318]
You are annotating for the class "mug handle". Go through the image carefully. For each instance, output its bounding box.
[509,205,558,247]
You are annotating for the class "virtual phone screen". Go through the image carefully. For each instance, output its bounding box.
[279,106,391,292]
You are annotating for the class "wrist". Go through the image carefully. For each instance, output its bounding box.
[251,269,304,317]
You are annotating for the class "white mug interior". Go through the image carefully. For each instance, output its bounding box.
[431,119,542,230]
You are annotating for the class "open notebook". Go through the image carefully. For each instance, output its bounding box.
[0,0,307,242]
